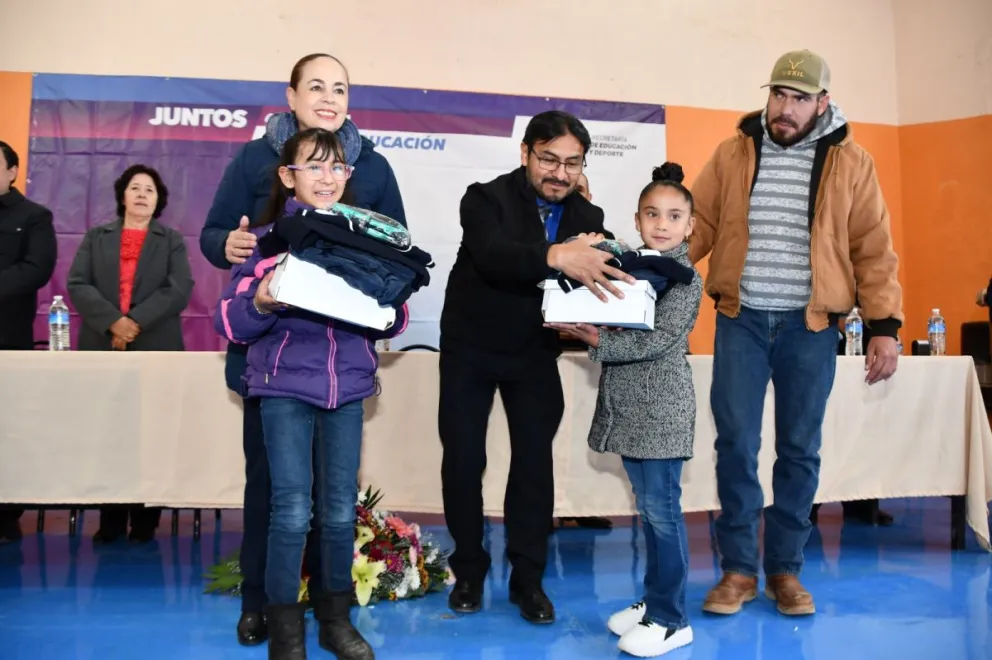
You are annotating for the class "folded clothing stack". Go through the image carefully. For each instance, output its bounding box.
[575,237,633,258]
[326,202,412,250]
[259,200,434,306]
[551,241,694,297]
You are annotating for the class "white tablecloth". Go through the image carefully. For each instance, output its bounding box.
[0,351,989,549]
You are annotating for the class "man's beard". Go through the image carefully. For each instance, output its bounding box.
[768,113,818,147]
[533,174,573,202]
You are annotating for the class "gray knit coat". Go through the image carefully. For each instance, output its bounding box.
[587,242,703,460]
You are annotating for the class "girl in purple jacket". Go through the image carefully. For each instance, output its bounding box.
[216,128,407,660]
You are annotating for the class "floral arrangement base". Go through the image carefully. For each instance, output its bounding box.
[204,487,452,606]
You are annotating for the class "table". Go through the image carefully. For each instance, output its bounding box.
[1,351,989,550]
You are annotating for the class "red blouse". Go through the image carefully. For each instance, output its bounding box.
[119,228,148,314]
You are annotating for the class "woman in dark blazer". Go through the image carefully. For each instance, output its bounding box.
[67,164,194,543]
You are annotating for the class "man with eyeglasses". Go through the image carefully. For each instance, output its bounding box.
[438,110,633,624]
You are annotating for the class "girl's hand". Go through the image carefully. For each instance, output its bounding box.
[545,322,601,348]
[254,272,283,314]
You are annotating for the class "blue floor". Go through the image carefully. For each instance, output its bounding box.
[1,499,990,659]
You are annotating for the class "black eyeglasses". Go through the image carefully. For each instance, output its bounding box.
[532,151,585,175]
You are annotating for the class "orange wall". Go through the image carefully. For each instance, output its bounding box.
[666,107,739,353]
[0,72,33,183]
[668,110,992,357]
[667,106,906,354]
[900,115,992,354]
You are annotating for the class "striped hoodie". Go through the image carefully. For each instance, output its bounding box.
[739,103,847,310]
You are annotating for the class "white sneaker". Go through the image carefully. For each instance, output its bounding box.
[618,622,693,658]
[607,601,646,636]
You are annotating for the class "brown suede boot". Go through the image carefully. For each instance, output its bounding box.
[702,573,758,615]
[765,575,815,616]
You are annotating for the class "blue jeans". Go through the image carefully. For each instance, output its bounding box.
[260,397,364,605]
[623,457,689,630]
[711,307,837,578]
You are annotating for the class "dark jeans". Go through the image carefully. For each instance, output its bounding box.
[260,397,363,606]
[241,398,323,612]
[623,457,689,630]
[438,347,564,586]
[712,307,837,577]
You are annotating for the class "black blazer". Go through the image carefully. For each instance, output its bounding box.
[440,167,612,356]
[67,219,194,351]
[0,188,57,349]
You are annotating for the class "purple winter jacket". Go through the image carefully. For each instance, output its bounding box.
[214,243,408,410]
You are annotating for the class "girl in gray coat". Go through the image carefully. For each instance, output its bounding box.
[548,162,702,658]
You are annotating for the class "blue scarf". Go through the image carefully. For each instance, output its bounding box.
[264,112,364,166]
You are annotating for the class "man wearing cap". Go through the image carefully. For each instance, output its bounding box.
[689,51,902,616]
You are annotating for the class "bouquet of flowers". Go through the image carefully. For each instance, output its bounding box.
[204,487,453,607]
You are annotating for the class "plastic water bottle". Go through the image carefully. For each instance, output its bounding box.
[928,308,946,356]
[845,307,864,356]
[48,295,70,351]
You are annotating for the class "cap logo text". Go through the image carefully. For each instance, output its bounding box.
[781,59,806,78]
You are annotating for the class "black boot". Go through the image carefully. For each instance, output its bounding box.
[266,603,307,660]
[312,591,374,660]
[237,611,268,646]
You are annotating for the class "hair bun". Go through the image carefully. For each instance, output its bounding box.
[652,162,685,184]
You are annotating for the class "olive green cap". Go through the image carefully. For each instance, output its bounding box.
[762,50,831,94]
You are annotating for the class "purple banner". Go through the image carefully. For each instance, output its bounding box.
[27,73,665,350]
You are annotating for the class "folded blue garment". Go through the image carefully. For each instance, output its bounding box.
[561,236,633,258]
[296,241,418,306]
[551,249,695,296]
